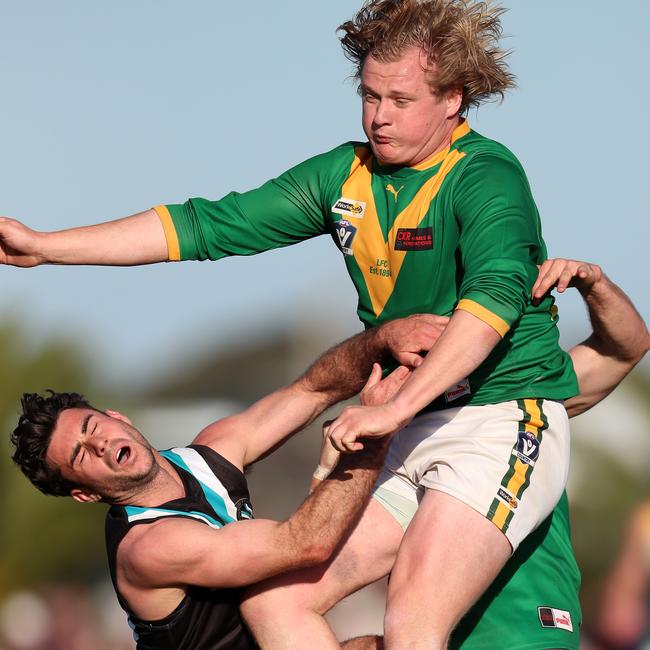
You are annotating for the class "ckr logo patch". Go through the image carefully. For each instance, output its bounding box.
[537,607,573,632]
[332,197,366,219]
[394,227,433,251]
[335,220,357,256]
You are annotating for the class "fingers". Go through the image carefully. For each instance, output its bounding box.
[321,420,334,439]
[327,425,364,453]
[326,408,366,453]
[394,351,423,367]
[531,258,560,300]
[412,313,449,327]
[531,258,599,303]
[362,363,383,391]
[361,365,410,406]
[383,314,449,363]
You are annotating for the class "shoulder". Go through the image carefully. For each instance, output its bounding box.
[455,127,520,160]
[454,128,527,176]
[450,130,533,201]
[117,516,209,585]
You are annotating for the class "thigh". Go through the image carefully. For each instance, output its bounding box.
[451,492,582,650]
[244,497,403,612]
[384,488,512,648]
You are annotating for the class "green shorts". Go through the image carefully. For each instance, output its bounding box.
[372,490,581,649]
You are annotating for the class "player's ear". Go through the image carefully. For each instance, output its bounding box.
[105,409,133,426]
[445,88,462,118]
[71,488,102,503]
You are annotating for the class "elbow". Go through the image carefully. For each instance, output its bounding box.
[298,538,334,567]
[620,332,650,366]
[592,329,650,367]
[292,533,336,567]
[280,519,336,569]
[639,331,650,362]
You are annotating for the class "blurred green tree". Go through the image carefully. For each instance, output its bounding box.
[0,321,108,596]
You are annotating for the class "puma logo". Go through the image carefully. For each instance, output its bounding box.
[386,184,404,202]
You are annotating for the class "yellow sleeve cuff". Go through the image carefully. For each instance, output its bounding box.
[153,205,181,262]
[456,299,510,338]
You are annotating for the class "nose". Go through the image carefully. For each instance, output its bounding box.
[87,437,107,456]
[373,99,392,128]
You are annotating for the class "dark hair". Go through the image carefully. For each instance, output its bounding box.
[339,0,516,113]
[11,391,95,496]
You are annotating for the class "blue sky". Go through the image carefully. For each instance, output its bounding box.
[1,1,648,385]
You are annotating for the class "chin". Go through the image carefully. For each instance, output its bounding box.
[373,145,409,167]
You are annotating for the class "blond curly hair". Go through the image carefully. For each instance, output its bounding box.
[338,0,516,112]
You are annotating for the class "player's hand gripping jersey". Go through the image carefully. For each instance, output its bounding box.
[156,121,578,406]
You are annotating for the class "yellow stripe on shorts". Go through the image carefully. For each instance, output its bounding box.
[487,399,548,534]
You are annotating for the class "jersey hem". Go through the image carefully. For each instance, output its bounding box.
[456,299,510,337]
[153,205,180,261]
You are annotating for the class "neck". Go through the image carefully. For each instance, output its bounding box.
[111,452,185,507]
[418,115,461,164]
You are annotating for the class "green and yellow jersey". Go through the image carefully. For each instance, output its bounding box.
[155,120,578,407]
[155,120,583,648]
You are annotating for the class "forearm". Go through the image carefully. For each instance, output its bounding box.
[39,209,168,265]
[298,327,389,406]
[565,276,649,417]
[389,310,500,423]
[581,274,649,363]
[298,314,446,407]
[282,440,387,563]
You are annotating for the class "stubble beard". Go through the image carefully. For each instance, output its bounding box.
[105,444,160,501]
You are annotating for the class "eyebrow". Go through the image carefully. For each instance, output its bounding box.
[69,413,92,467]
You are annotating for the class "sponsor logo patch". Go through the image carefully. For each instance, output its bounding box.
[335,220,357,256]
[537,607,573,632]
[394,227,433,251]
[386,183,404,202]
[444,377,471,403]
[497,487,518,510]
[332,197,366,219]
[513,430,540,465]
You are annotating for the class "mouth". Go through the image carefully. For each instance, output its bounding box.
[115,445,131,466]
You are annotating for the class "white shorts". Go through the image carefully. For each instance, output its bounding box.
[372,399,570,551]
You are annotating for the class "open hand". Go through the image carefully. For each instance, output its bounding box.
[532,258,602,304]
[378,314,448,367]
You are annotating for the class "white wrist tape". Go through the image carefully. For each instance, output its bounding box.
[312,464,332,481]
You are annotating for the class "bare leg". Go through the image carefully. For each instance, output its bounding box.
[384,489,511,649]
[241,499,403,649]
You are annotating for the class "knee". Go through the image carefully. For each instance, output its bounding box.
[240,588,289,628]
[241,582,324,629]
[383,589,451,649]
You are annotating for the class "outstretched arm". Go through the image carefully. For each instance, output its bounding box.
[533,259,649,417]
[0,210,168,266]
[195,315,445,467]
